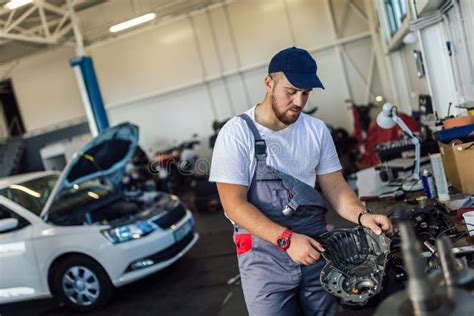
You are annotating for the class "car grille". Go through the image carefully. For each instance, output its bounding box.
[152,203,186,229]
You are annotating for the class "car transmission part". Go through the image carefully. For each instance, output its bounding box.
[318,227,391,305]
[411,205,451,241]
[375,207,474,316]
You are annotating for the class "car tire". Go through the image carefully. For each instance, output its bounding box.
[51,255,114,312]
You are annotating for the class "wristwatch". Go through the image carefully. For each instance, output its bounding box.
[358,209,371,226]
[276,229,293,251]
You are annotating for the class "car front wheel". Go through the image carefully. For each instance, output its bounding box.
[51,255,113,311]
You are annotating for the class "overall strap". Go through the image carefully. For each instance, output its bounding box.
[239,114,267,160]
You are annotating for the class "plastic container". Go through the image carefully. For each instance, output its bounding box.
[430,153,450,201]
[421,169,436,198]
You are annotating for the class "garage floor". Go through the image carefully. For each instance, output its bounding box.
[0,205,377,316]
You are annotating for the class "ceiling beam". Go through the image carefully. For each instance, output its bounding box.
[349,0,367,22]
[54,21,72,39]
[0,0,104,48]
[0,15,64,45]
[38,2,51,38]
[0,31,56,44]
[5,5,37,34]
[42,1,67,16]
[4,8,16,30]
[53,11,69,35]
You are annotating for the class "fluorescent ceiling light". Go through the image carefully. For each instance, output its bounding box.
[109,13,156,33]
[4,0,32,10]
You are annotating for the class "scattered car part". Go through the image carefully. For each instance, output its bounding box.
[375,207,474,316]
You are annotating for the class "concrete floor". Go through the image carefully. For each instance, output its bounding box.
[0,207,381,316]
[0,210,240,316]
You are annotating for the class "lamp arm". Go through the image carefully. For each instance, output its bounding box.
[392,111,421,179]
[392,112,414,138]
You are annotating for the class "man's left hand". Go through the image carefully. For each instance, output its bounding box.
[360,214,393,237]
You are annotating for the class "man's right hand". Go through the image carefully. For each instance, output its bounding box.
[286,233,325,266]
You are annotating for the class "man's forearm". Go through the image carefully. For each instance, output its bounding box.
[318,172,365,224]
[225,201,286,244]
[330,182,366,224]
[318,172,394,235]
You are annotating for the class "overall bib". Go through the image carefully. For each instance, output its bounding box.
[234,114,335,316]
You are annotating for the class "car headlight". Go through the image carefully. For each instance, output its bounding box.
[102,221,155,244]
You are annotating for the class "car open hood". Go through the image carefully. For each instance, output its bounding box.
[40,122,139,218]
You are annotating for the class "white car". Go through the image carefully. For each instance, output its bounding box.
[0,123,198,311]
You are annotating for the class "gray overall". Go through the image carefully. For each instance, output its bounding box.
[234,114,335,316]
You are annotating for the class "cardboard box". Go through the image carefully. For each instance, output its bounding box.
[439,142,462,190]
[439,141,474,193]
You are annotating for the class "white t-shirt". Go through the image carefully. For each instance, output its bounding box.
[209,105,342,187]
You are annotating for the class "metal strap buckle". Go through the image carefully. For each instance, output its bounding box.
[282,205,296,217]
[255,139,267,157]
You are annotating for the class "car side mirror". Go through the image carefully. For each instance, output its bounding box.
[0,218,19,232]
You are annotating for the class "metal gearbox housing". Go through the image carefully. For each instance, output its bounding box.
[319,227,391,305]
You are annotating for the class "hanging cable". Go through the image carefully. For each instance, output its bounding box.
[409,0,454,31]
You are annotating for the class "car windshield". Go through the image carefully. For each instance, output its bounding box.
[48,179,114,216]
[0,174,59,216]
[0,175,114,217]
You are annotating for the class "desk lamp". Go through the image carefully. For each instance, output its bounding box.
[376,103,423,191]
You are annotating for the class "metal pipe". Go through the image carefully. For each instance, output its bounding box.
[436,236,459,289]
[72,66,98,137]
[205,7,236,116]
[452,0,474,94]
[326,0,353,103]
[398,220,434,315]
[442,13,466,101]
[66,0,84,57]
[222,3,252,107]
[282,0,297,46]
[188,14,217,121]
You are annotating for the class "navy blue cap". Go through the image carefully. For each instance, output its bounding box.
[268,47,324,89]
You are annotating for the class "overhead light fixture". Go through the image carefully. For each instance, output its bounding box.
[4,0,32,10]
[375,95,385,104]
[109,13,156,33]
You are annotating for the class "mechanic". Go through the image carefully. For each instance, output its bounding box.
[209,47,393,315]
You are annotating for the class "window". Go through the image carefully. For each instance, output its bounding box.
[0,175,58,216]
[0,205,30,232]
[48,179,113,217]
[385,0,408,34]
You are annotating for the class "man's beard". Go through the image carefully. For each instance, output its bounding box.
[271,95,301,125]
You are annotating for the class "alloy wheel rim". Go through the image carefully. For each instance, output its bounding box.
[62,265,100,306]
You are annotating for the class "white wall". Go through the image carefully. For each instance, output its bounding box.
[0,46,85,132]
[400,41,430,110]
[90,0,383,154]
[463,0,474,67]
[455,0,474,101]
[1,0,385,156]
